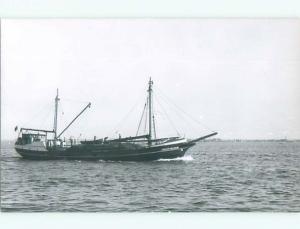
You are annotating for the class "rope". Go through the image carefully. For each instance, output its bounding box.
[156,93,201,135]
[155,92,206,133]
[152,115,157,139]
[154,94,181,136]
[22,101,53,128]
[63,98,91,104]
[39,106,54,130]
[111,94,145,136]
[136,101,147,136]
[144,98,148,134]
[152,95,157,139]
[155,86,215,133]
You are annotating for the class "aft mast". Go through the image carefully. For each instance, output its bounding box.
[148,78,155,145]
[53,89,59,139]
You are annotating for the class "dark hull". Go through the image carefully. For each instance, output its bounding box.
[15,143,194,161]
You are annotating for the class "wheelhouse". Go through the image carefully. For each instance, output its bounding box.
[15,128,54,145]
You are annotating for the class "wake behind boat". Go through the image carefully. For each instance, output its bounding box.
[15,78,217,161]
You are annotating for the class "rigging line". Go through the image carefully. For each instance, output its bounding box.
[112,94,145,134]
[104,83,149,137]
[23,101,53,128]
[152,115,157,139]
[28,105,52,130]
[60,100,64,115]
[152,99,156,139]
[57,100,69,132]
[144,97,148,134]
[154,94,181,136]
[39,105,54,129]
[155,86,215,132]
[155,92,201,135]
[152,95,157,139]
[58,100,64,121]
[63,98,90,104]
[41,108,54,130]
[110,83,149,136]
[136,101,147,136]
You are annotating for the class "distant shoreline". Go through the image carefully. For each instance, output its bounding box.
[203,139,300,142]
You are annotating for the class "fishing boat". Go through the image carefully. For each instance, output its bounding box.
[15,78,217,161]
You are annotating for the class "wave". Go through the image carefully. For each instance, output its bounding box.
[96,155,194,163]
[157,155,194,162]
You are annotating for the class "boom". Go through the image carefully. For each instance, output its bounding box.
[189,132,218,143]
[56,102,91,139]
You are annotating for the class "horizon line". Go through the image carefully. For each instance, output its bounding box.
[1,138,300,142]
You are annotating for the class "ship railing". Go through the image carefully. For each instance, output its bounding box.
[46,138,81,148]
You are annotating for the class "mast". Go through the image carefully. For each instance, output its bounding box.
[53,88,59,139]
[148,78,153,145]
[152,114,157,139]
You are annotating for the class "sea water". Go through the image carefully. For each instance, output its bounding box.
[1,140,300,212]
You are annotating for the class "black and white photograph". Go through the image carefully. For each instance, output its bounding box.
[1,19,300,212]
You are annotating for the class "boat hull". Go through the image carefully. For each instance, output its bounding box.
[14,143,193,161]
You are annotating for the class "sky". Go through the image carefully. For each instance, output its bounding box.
[1,19,300,140]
